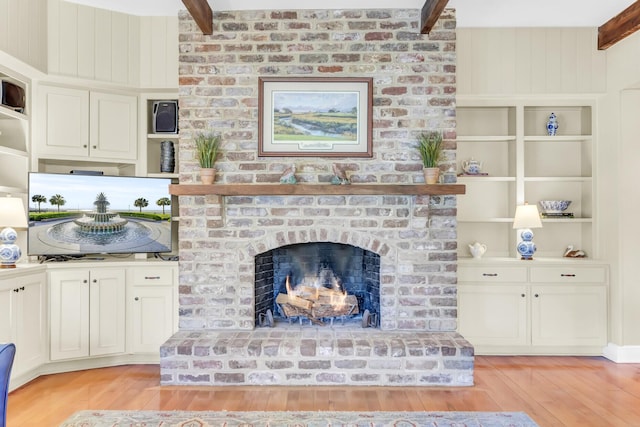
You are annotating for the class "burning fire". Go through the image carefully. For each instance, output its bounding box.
[278,274,357,325]
[285,275,293,294]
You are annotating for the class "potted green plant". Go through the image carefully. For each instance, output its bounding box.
[195,132,221,184]
[417,131,443,184]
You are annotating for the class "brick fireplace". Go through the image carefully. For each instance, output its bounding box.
[160,7,474,386]
[160,192,473,386]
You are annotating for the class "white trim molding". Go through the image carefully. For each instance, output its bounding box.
[603,343,640,363]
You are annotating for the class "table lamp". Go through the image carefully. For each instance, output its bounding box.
[0,195,28,268]
[513,203,543,260]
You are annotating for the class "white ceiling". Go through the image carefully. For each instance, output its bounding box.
[62,0,635,27]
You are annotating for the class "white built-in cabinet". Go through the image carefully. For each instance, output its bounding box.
[3,262,177,391]
[458,261,608,355]
[36,85,138,162]
[49,267,126,360]
[456,96,607,356]
[0,0,181,392]
[0,267,47,379]
[456,97,595,259]
[47,262,177,363]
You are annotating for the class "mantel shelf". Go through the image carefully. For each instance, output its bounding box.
[169,183,466,196]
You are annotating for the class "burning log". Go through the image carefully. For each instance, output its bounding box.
[276,293,313,310]
[313,294,358,318]
[276,278,359,325]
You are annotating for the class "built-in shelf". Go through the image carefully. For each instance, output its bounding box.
[169,184,466,196]
[0,104,27,120]
[457,98,596,259]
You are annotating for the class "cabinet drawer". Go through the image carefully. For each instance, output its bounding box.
[530,267,606,283]
[131,268,175,286]
[458,266,527,283]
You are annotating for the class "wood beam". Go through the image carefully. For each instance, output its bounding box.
[598,1,640,50]
[420,0,449,34]
[181,0,213,35]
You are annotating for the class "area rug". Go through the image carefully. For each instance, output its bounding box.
[59,410,539,427]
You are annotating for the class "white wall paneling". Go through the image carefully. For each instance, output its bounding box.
[0,0,47,71]
[457,28,606,96]
[138,16,178,88]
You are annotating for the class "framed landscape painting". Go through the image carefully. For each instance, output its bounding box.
[258,77,373,157]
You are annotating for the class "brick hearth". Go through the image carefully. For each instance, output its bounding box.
[161,329,473,386]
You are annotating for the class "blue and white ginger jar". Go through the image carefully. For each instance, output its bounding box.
[547,112,558,136]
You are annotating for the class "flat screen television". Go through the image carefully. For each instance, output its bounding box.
[28,172,173,258]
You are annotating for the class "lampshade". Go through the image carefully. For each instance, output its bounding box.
[0,195,28,228]
[513,203,542,229]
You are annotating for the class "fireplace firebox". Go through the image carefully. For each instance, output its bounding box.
[255,243,380,327]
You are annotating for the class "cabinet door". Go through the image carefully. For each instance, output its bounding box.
[458,284,529,347]
[49,270,90,360]
[531,284,607,347]
[130,286,174,353]
[38,86,90,157]
[89,92,137,160]
[0,285,13,343]
[12,272,47,377]
[89,269,126,356]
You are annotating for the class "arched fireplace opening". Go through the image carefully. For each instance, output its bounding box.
[255,242,381,328]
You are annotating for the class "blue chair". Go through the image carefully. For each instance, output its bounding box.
[0,343,16,427]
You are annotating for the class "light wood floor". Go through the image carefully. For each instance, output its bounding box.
[7,356,640,426]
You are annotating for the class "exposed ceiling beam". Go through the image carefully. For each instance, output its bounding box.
[420,0,449,34]
[598,1,640,50]
[181,0,213,35]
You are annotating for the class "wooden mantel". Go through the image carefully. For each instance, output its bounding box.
[169,183,465,196]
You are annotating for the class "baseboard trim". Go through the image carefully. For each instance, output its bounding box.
[603,343,640,363]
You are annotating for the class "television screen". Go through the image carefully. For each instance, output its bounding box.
[28,173,173,257]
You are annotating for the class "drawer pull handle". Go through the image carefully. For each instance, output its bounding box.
[145,276,161,280]
[560,274,576,277]
[521,293,526,298]
[534,293,540,298]
[482,273,498,277]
